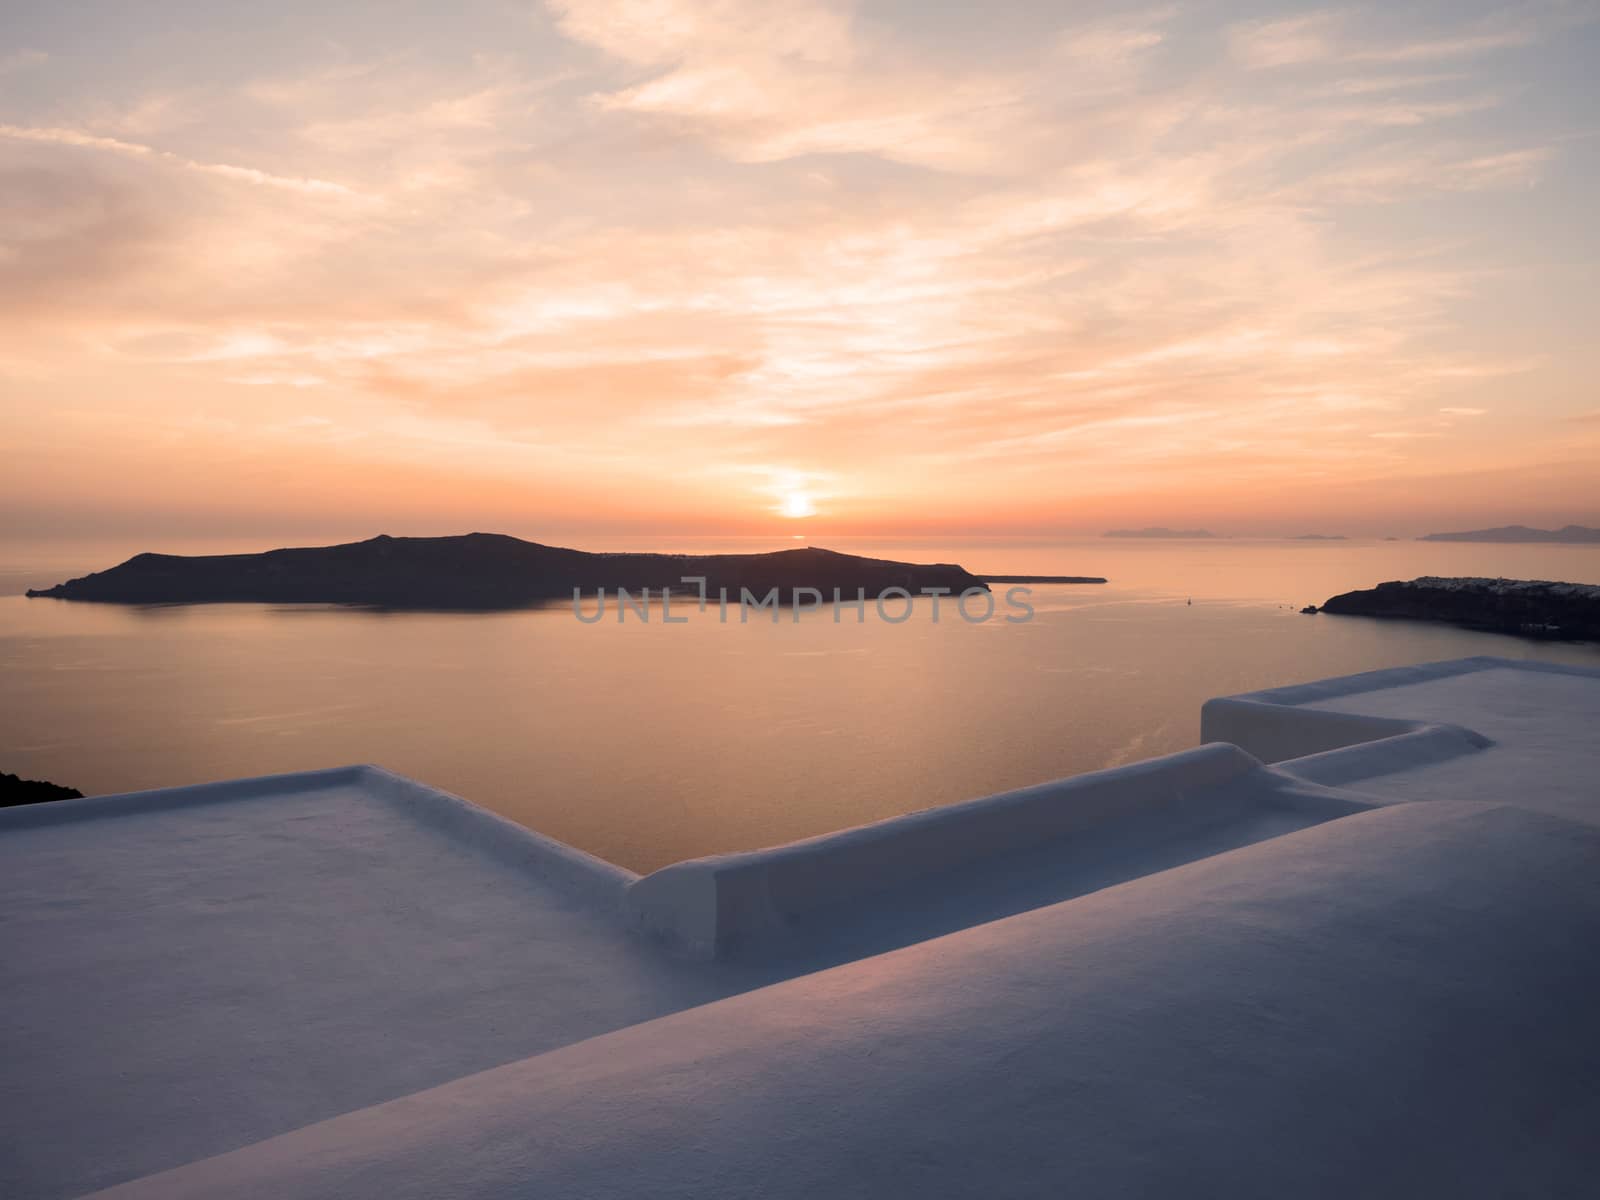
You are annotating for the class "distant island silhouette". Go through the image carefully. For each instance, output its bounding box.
[1103,527,1218,539]
[1318,577,1600,641]
[25,534,994,608]
[1419,525,1600,544]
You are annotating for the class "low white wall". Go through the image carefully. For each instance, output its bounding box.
[0,765,369,830]
[1200,656,1516,771]
[0,764,639,914]
[1212,656,1504,708]
[1200,698,1423,764]
[624,743,1264,959]
[354,766,639,908]
[1272,724,1492,789]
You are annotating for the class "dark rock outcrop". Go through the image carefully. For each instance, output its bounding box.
[25,534,989,609]
[1,772,83,809]
[1319,577,1600,641]
[980,575,1107,584]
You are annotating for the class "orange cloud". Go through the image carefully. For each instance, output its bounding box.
[1,0,1596,543]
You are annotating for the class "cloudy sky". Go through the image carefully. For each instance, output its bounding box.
[2,0,1596,542]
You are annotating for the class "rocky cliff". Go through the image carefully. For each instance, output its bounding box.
[1319,577,1600,641]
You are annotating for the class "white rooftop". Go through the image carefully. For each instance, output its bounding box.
[3,655,1598,1199]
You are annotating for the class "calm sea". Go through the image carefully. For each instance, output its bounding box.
[3,536,1597,873]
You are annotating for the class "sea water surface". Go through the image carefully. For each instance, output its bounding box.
[3,536,1597,872]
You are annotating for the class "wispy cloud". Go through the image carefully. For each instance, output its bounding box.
[0,48,49,75]
[1229,12,1344,69]
[0,124,359,196]
[1230,10,1540,70]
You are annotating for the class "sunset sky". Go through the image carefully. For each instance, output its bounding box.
[2,0,1597,543]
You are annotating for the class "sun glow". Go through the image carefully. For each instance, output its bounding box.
[1,1,1595,540]
[778,492,816,519]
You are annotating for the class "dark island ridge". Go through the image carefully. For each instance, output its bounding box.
[25,533,1031,609]
[1318,576,1600,642]
[1418,524,1600,544]
[978,575,1107,584]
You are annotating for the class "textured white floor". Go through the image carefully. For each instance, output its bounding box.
[90,801,1600,1200]
[0,770,781,1199]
